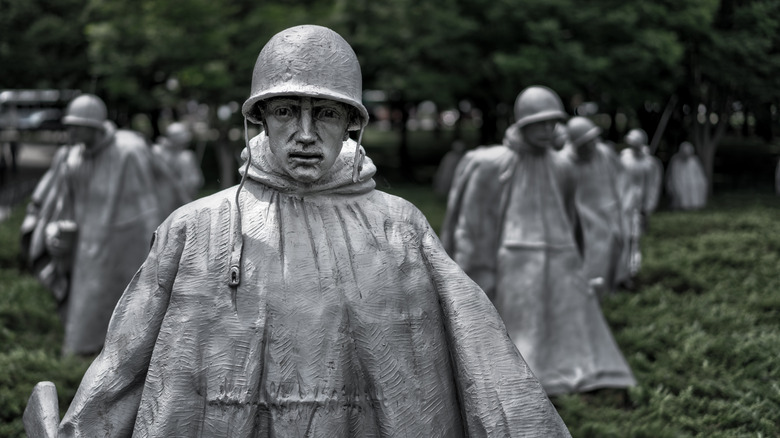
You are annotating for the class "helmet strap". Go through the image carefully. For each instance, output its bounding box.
[227,117,252,292]
[351,127,365,183]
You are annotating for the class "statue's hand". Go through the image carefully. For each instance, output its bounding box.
[45,220,78,258]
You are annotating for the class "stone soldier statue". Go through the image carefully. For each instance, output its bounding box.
[441,86,635,395]
[560,116,624,296]
[666,141,707,210]
[20,94,163,356]
[618,128,653,280]
[642,145,663,214]
[150,121,204,217]
[25,26,570,437]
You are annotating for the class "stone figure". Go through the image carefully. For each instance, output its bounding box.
[432,139,465,197]
[150,122,205,217]
[441,85,635,395]
[19,94,163,356]
[26,26,571,437]
[666,141,707,210]
[642,145,663,213]
[560,116,624,296]
[618,128,653,280]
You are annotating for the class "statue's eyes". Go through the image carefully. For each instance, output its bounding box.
[315,107,343,121]
[273,107,293,118]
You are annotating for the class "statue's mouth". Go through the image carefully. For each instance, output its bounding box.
[289,151,323,165]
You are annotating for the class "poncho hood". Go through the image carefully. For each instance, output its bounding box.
[239,132,376,196]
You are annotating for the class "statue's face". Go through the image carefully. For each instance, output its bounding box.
[263,96,350,183]
[522,120,556,150]
[67,125,101,148]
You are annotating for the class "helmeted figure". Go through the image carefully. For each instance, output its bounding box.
[560,116,625,296]
[618,128,654,280]
[442,85,635,395]
[666,141,707,210]
[33,26,570,437]
[151,122,204,217]
[20,94,163,355]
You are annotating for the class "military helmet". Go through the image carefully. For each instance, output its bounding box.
[241,25,369,131]
[566,116,602,147]
[624,128,648,147]
[513,86,567,128]
[62,94,107,130]
[165,122,192,145]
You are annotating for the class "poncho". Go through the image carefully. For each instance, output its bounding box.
[441,126,635,395]
[617,148,653,280]
[666,150,707,210]
[58,133,571,437]
[559,142,625,295]
[21,123,163,355]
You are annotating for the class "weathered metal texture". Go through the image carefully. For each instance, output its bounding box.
[56,134,571,437]
[666,142,707,210]
[23,382,59,438]
[441,121,636,395]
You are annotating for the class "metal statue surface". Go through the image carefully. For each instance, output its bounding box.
[28,26,570,437]
[666,142,707,210]
[618,128,654,280]
[20,94,164,356]
[441,86,635,395]
[560,116,624,296]
[150,122,204,217]
[642,145,663,213]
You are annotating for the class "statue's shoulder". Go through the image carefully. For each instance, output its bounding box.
[459,144,513,174]
[165,186,238,225]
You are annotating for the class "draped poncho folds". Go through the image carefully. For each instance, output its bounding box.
[441,127,635,395]
[58,133,570,437]
[21,123,163,355]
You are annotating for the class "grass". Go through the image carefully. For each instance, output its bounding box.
[1,184,779,437]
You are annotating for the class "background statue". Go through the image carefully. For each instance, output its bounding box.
[642,145,664,213]
[432,139,465,197]
[27,25,570,437]
[666,141,707,210]
[561,116,624,297]
[150,121,204,217]
[19,94,164,356]
[618,128,653,281]
[441,85,635,395]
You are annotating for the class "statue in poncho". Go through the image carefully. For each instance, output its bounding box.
[150,121,204,217]
[19,94,163,356]
[560,117,624,297]
[618,128,653,281]
[642,145,663,214]
[441,86,635,395]
[432,140,466,197]
[25,26,570,438]
[666,142,707,210]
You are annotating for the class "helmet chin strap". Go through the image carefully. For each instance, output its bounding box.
[227,118,253,291]
[351,126,365,183]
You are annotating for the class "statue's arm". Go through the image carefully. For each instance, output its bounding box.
[58,220,184,437]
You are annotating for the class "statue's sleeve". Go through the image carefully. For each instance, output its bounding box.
[58,219,184,437]
[439,151,502,298]
[421,228,571,437]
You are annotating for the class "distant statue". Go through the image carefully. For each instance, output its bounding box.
[775,158,780,195]
[441,85,635,395]
[552,121,569,151]
[561,116,624,296]
[666,142,707,210]
[150,122,204,217]
[19,94,164,356]
[618,128,653,281]
[642,145,663,213]
[25,26,570,437]
[432,139,465,197]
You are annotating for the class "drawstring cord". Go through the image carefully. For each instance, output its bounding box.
[228,118,252,288]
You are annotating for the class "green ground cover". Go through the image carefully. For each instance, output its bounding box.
[1,187,778,437]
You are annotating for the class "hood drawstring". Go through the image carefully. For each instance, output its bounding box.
[351,127,365,183]
[228,118,252,288]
